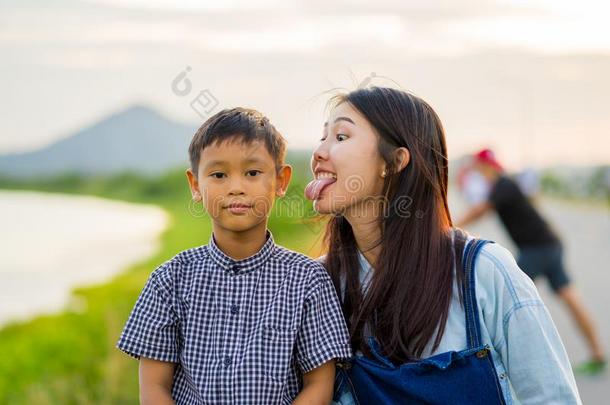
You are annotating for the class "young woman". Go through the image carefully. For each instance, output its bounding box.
[304,87,581,404]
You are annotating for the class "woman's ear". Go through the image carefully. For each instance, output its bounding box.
[276,164,292,197]
[394,147,410,172]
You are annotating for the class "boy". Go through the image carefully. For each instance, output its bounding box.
[116,108,352,404]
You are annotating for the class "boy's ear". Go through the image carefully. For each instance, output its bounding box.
[275,164,292,197]
[185,168,202,201]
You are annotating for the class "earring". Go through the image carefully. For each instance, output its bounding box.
[381,169,387,178]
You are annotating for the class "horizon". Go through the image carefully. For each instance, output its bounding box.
[1,101,607,173]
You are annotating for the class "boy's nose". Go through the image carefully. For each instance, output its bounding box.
[227,179,246,195]
[228,188,245,196]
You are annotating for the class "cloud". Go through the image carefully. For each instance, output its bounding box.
[2,0,610,167]
[2,0,609,58]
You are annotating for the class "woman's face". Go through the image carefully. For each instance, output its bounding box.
[307,102,387,215]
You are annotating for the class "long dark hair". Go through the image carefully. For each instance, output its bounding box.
[322,87,466,364]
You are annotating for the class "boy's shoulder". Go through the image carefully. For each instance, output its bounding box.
[148,244,210,281]
[272,244,325,269]
[173,243,210,265]
[271,244,331,288]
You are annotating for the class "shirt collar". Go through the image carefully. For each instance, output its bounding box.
[208,229,275,275]
[356,249,373,283]
[357,249,372,270]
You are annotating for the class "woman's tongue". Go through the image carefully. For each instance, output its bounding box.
[304,177,336,201]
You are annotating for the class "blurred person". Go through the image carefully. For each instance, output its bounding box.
[457,148,606,375]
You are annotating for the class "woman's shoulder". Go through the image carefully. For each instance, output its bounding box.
[472,240,542,307]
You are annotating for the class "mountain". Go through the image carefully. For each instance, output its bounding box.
[0,105,197,178]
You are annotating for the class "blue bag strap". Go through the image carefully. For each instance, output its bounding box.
[461,237,493,349]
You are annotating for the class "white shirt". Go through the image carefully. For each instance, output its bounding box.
[462,169,491,204]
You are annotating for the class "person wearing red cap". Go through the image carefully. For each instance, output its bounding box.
[457,148,606,375]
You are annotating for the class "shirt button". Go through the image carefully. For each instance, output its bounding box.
[230,304,239,315]
[223,356,232,368]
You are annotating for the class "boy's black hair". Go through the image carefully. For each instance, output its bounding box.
[188,107,287,177]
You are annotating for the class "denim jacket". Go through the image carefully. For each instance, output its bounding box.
[320,239,581,404]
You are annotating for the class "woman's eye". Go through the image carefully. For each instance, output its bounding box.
[336,133,348,141]
[246,170,261,177]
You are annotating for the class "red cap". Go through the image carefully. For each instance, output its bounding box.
[474,148,503,172]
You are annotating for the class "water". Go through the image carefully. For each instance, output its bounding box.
[0,190,168,326]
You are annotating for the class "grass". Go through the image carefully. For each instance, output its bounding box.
[0,156,327,404]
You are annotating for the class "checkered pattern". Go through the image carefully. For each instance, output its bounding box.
[116,230,352,404]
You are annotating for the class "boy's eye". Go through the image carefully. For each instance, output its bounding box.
[246,170,262,177]
[211,173,225,179]
[336,133,348,141]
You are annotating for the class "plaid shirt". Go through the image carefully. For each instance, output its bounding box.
[116,230,351,404]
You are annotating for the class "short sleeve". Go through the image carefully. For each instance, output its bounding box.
[488,177,515,207]
[116,261,181,363]
[295,263,352,373]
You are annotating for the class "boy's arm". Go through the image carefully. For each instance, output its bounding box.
[292,360,336,405]
[139,357,177,405]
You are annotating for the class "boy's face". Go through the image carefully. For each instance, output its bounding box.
[186,137,291,233]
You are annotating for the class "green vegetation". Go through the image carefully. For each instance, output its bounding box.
[0,153,326,404]
[540,165,610,203]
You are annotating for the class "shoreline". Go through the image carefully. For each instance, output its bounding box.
[0,189,169,328]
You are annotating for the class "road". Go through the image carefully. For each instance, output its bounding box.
[450,194,610,404]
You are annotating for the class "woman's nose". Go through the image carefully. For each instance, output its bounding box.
[311,145,328,174]
[312,142,329,162]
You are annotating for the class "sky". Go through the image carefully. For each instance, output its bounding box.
[2,0,610,169]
